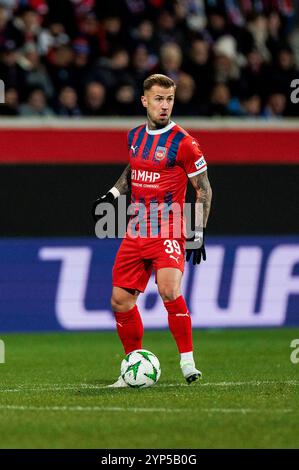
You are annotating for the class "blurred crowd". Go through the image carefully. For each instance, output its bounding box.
[0,0,298,118]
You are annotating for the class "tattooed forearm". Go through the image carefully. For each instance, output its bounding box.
[114,164,131,195]
[196,171,212,227]
[190,171,212,228]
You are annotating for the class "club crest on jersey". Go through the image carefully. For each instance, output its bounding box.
[154,146,167,161]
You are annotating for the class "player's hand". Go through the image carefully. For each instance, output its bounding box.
[92,192,115,222]
[186,228,206,265]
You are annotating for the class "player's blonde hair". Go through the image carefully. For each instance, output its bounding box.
[143,74,176,92]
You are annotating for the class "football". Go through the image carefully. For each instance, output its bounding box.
[121,349,161,388]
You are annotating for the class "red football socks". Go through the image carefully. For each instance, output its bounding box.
[164,295,193,353]
[114,305,144,354]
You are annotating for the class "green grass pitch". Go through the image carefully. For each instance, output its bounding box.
[0,328,298,449]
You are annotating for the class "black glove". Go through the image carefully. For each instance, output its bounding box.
[186,228,206,265]
[92,191,115,222]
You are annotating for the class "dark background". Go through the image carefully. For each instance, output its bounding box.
[2,164,298,236]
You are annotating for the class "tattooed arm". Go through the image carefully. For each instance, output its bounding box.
[189,170,212,228]
[114,164,131,195]
[185,170,212,264]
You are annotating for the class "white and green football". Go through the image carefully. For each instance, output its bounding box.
[121,349,161,388]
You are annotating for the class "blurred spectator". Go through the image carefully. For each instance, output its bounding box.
[227,89,264,117]
[0,86,19,115]
[0,39,27,99]
[183,38,210,75]
[159,42,183,82]
[247,13,271,62]
[213,35,242,95]
[0,1,297,118]
[238,49,270,101]
[130,45,154,92]
[18,41,54,98]
[70,37,91,92]
[46,44,74,91]
[266,10,285,60]
[78,11,102,60]
[240,94,262,117]
[13,6,42,47]
[129,19,158,64]
[156,9,185,47]
[97,15,128,57]
[71,0,96,20]
[19,86,54,115]
[4,1,48,16]
[183,38,213,109]
[87,47,131,90]
[223,0,244,28]
[94,0,154,29]
[38,22,70,56]
[207,83,231,116]
[111,82,140,116]
[81,81,109,116]
[173,72,198,116]
[263,92,287,118]
[45,0,78,38]
[289,25,299,68]
[174,0,207,33]
[205,8,228,43]
[0,5,23,49]
[270,46,298,95]
[55,86,81,117]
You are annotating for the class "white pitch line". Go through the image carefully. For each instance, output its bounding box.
[0,405,294,414]
[0,380,298,393]
[201,408,294,414]
[201,380,299,387]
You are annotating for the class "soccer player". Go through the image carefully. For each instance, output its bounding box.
[93,74,212,386]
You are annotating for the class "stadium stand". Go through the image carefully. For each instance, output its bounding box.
[0,0,298,117]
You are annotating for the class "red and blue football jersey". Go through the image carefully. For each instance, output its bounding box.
[127,121,207,239]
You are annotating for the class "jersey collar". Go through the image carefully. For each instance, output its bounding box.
[146,121,176,135]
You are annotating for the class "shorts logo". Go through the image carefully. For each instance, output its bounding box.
[154,146,167,161]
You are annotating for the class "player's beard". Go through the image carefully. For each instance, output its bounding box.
[147,111,170,130]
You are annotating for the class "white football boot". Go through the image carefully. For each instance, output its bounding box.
[106,376,129,388]
[180,362,202,384]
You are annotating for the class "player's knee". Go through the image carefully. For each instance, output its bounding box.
[158,286,180,302]
[111,296,124,312]
[111,295,135,312]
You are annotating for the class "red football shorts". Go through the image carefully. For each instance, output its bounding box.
[112,234,185,293]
